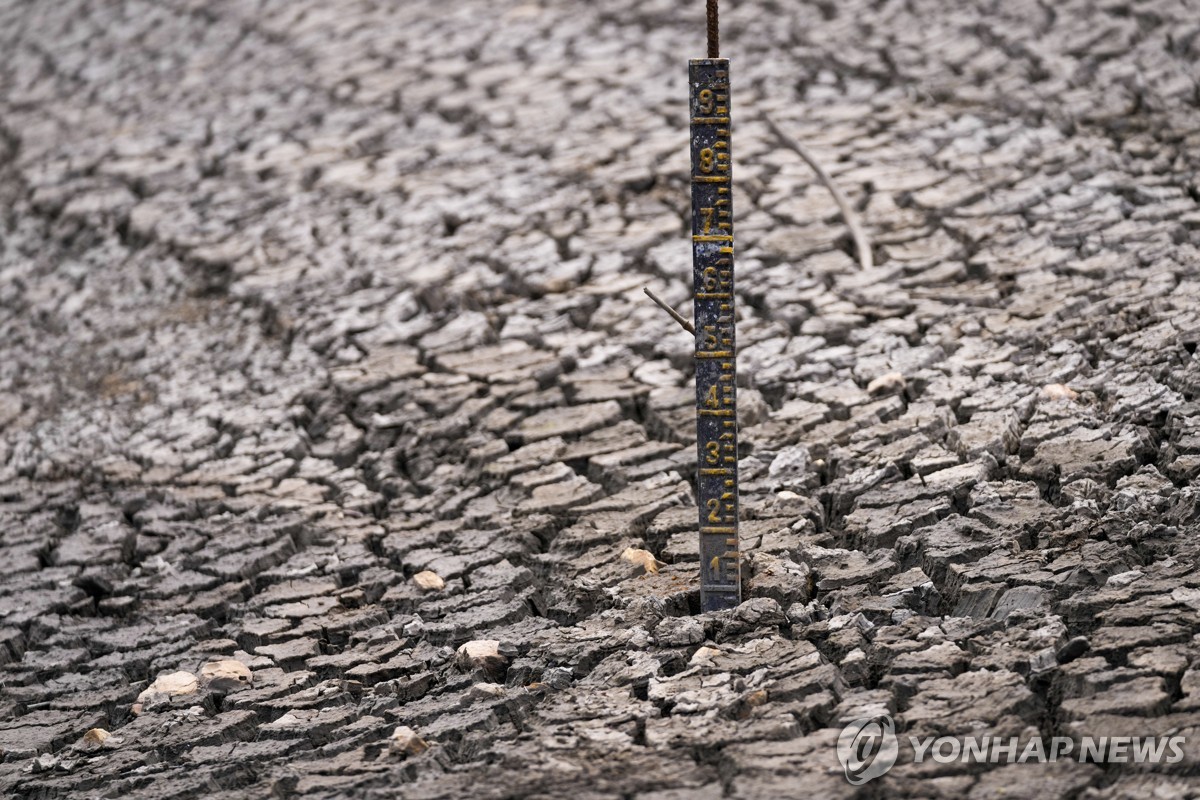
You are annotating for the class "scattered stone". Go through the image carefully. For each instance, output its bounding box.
[1057,637,1091,664]
[30,753,60,773]
[133,671,200,714]
[469,682,507,699]
[690,646,722,667]
[413,570,446,592]
[455,640,508,678]
[389,725,429,758]
[76,728,114,753]
[538,667,574,690]
[1040,383,1079,402]
[200,659,253,691]
[867,372,906,397]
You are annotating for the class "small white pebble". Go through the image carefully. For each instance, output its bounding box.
[412,570,445,591]
[690,646,722,666]
[1039,383,1078,402]
[455,640,506,672]
[390,725,429,757]
[867,372,906,396]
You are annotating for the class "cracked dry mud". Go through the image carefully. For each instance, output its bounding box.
[2,0,1200,797]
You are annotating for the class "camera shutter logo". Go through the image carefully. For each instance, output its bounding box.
[837,715,899,784]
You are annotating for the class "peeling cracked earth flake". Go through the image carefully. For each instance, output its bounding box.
[4,0,1200,797]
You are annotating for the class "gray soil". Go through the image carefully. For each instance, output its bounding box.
[2,0,1200,797]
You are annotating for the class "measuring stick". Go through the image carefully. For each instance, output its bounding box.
[690,58,741,612]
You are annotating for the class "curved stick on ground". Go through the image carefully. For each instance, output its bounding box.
[643,287,696,335]
[761,112,873,270]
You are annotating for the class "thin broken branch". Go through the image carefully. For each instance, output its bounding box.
[643,287,696,335]
[761,112,874,270]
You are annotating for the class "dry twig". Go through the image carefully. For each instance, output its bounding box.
[643,287,695,335]
[761,112,873,270]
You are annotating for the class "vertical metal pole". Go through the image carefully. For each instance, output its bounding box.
[690,58,741,612]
